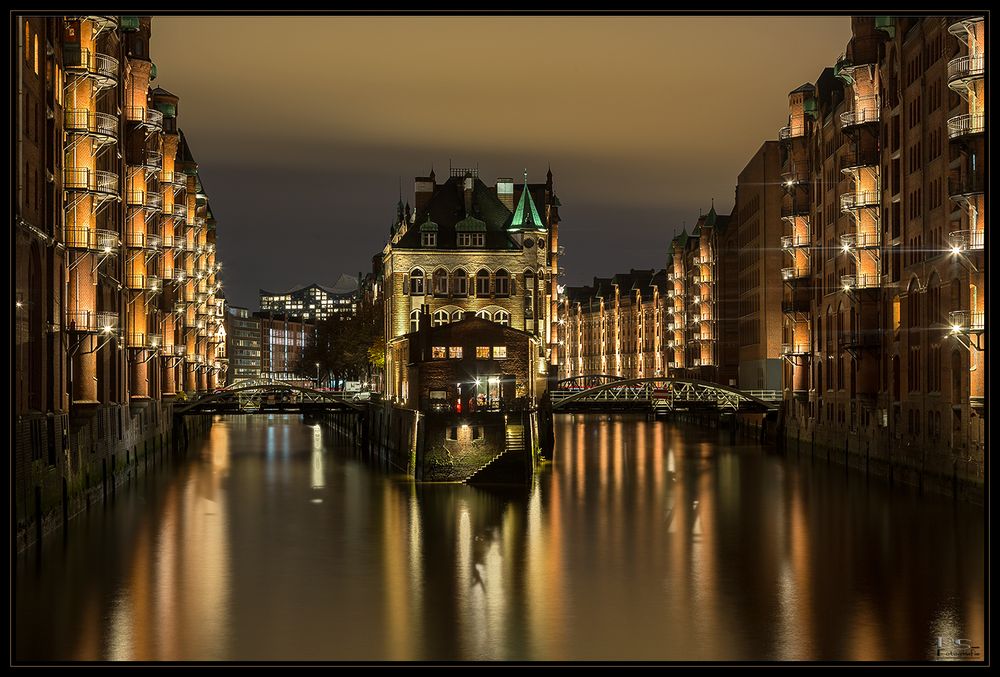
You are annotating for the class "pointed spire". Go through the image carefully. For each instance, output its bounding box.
[508,170,545,231]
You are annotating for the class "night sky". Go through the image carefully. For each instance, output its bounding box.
[151,15,852,308]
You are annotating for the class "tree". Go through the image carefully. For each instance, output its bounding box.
[295,294,385,388]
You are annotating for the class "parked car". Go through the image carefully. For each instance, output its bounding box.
[351,391,372,402]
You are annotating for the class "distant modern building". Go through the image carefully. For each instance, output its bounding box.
[256,312,316,384]
[259,274,359,322]
[225,306,262,384]
[733,141,784,391]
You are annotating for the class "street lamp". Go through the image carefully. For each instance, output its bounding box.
[315,362,320,388]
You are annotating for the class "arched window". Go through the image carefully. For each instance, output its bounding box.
[523,269,535,319]
[495,310,510,326]
[410,268,424,295]
[451,310,464,322]
[409,309,420,333]
[476,269,491,297]
[433,268,449,297]
[452,268,467,297]
[476,309,493,321]
[432,310,450,327]
[495,269,510,297]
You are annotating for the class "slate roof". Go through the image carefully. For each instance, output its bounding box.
[394,175,521,250]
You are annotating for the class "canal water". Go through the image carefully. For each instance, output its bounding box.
[15,414,985,662]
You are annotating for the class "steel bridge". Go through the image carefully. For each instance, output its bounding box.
[175,378,364,415]
[550,375,780,413]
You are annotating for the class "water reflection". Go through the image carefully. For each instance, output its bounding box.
[15,414,984,662]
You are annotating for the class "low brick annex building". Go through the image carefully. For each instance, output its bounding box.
[399,312,543,413]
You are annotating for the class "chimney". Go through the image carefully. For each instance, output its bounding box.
[463,176,474,215]
[496,177,514,211]
[415,176,435,214]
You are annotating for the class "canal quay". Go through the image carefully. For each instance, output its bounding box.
[15,413,984,661]
[14,13,987,665]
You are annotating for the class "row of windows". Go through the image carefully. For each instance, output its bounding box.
[407,268,541,297]
[410,309,510,332]
[430,345,508,360]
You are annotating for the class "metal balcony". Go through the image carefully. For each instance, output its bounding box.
[840,191,879,211]
[949,310,985,333]
[125,274,162,293]
[172,203,187,219]
[66,310,118,334]
[781,343,811,356]
[144,191,163,212]
[65,49,119,89]
[947,113,984,140]
[841,230,880,250]
[64,167,119,196]
[126,107,164,132]
[840,105,880,129]
[125,231,161,250]
[841,149,880,171]
[127,332,162,350]
[947,55,984,86]
[838,330,880,351]
[841,273,880,290]
[781,201,810,218]
[63,227,119,253]
[160,344,185,359]
[948,172,985,198]
[778,121,811,142]
[141,150,163,171]
[782,266,809,281]
[193,216,206,230]
[781,235,810,250]
[64,109,119,144]
[948,229,984,252]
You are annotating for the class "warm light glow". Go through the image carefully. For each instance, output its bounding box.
[15,301,23,309]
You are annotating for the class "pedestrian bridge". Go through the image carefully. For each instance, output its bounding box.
[550,375,780,413]
[175,378,365,415]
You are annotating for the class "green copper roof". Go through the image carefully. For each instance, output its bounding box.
[455,215,486,232]
[704,205,717,227]
[508,174,545,231]
[419,215,438,232]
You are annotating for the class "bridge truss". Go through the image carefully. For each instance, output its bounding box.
[550,376,780,413]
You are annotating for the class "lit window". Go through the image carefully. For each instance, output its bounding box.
[476,269,490,297]
[449,346,463,359]
[410,268,425,295]
[432,346,447,359]
[452,269,467,297]
[433,268,449,296]
[493,346,507,359]
[495,269,510,297]
[476,346,490,359]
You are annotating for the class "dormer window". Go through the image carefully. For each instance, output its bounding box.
[458,232,485,248]
[421,232,437,247]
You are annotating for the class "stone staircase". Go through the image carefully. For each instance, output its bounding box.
[465,424,527,485]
